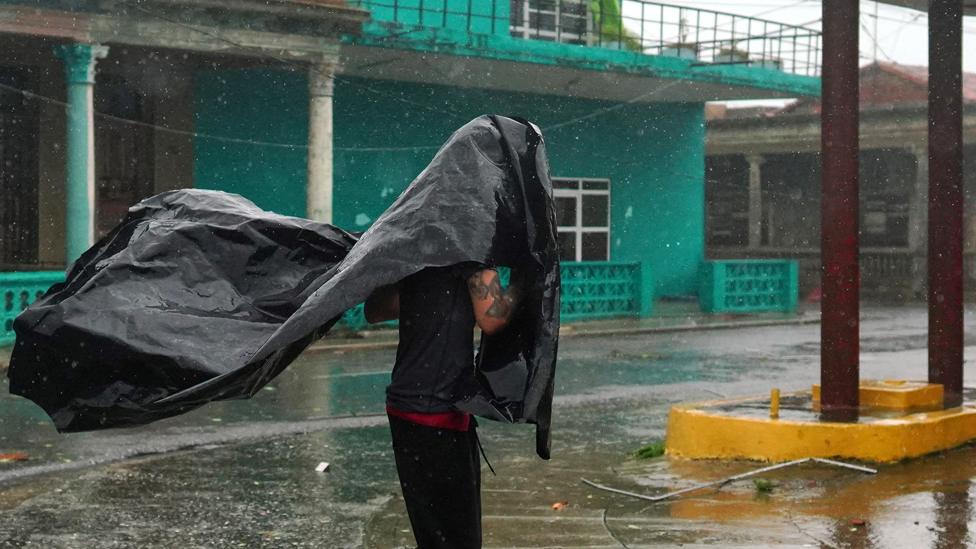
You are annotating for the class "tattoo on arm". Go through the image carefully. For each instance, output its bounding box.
[468,273,491,300]
[469,270,518,319]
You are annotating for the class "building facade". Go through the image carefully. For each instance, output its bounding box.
[706,62,976,298]
[0,0,820,329]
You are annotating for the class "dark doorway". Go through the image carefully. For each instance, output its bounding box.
[0,68,39,267]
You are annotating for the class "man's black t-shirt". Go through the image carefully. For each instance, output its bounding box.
[387,263,483,413]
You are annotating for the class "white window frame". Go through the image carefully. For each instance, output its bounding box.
[510,0,591,44]
[553,177,611,262]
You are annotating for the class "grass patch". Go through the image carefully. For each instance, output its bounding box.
[752,478,776,494]
[634,441,666,460]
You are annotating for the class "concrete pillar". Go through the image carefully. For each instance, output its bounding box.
[307,61,336,223]
[55,43,108,264]
[910,146,929,298]
[746,154,764,249]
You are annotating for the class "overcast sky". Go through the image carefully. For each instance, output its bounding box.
[681,0,976,71]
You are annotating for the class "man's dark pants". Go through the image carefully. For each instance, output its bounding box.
[388,415,482,549]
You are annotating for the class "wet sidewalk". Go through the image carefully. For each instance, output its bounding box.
[310,301,820,353]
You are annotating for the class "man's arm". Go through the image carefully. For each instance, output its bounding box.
[467,269,523,335]
[364,285,399,323]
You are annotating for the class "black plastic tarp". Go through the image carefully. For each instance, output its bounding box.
[8,115,560,458]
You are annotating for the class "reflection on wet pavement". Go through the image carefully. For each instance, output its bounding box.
[0,329,772,478]
[4,306,976,546]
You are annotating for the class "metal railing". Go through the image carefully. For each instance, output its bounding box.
[349,0,822,76]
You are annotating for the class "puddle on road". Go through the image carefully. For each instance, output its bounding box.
[367,393,976,548]
[579,446,976,548]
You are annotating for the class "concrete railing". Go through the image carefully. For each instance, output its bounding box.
[1,261,653,345]
[342,261,653,331]
[1,271,65,346]
[700,259,799,313]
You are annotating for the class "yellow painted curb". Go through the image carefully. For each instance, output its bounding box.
[812,380,944,410]
[666,393,976,463]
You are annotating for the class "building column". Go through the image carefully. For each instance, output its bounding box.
[927,0,964,407]
[909,146,929,298]
[56,43,108,264]
[820,0,860,420]
[746,154,764,249]
[307,61,336,223]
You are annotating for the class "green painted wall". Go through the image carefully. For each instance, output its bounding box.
[194,70,705,297]
[194,70,308,217]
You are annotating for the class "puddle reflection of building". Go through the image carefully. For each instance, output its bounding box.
[933,482,972,549]
[827,518,875,549]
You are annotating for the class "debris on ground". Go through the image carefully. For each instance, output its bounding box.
[634,441,666,459]
[551,501,569,511]
[0,452,29,462]
[752,478,775,494]
[850,518,866,527]
[583,457,877,503]
[315,462,330,473]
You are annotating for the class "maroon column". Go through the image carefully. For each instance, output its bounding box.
[928,0,964,408]
[820,0,860,420]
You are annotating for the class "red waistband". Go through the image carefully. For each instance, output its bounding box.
[386,405,471,432]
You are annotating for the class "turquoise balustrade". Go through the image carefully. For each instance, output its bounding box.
[699,259,799,313]
[1,261,651,346]
[1,271,65,346]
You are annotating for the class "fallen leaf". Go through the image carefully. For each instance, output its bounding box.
[551,501,569,511]
[0,452,28,462]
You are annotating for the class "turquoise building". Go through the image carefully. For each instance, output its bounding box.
[0,1,819,342]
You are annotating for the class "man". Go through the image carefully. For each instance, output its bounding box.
[365,265,524,549]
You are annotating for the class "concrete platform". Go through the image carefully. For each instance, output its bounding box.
[666,382,976,463]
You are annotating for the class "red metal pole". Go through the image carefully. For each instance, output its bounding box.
[820,0,860,421]
[928,0,964,408]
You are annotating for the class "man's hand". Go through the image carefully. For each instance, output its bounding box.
[467,269,523,335]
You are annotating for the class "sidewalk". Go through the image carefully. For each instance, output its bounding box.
[312,302,820,353]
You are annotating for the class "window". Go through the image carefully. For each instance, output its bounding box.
[510,0,589,45]
[554,178,610,262]
[0,68,39,267]
[705,155,750,248]
[859,149,914,248]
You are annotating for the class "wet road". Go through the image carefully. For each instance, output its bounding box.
[4,306,976,547]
